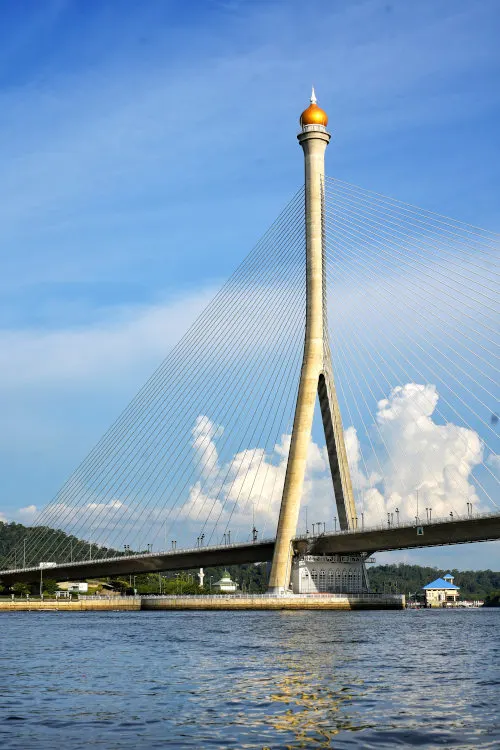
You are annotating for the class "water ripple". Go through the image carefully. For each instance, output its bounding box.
[0,609,498,748]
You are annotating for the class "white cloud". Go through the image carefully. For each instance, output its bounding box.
[175,415,333,541]
[0,289,216,389]
[178,382,485,540]
[18,505,38,520]
[349,383,484,524]
[8,381,490,561]
[487,454,500,475]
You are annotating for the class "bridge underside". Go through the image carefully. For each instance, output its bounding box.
[1,514,499,585]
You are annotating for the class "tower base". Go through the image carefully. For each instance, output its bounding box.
[291,553,370,594]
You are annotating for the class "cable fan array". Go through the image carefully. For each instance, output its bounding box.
[3,175,499,571]
[324,176,499,525]
[3,188,307,568]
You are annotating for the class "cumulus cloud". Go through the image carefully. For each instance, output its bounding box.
[346,383,483,524]
[11,382,489,554]
[176,415,333,541]
[180,382,485,539]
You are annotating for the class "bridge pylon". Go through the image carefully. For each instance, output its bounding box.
[268,90,357,594]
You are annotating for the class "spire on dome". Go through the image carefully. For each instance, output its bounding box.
[299,89,328,128]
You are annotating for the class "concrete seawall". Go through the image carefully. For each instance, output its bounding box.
[141,594,405,611]
[0,597,140,612]
[0,594,405,612]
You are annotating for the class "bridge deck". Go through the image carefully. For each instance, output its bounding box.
[1,513,499,584]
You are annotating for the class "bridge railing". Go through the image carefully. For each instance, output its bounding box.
[0,536,277,576]
[293,509,500,542]
[79,592,404,601]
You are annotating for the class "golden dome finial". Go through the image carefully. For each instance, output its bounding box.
[300,88,328,128]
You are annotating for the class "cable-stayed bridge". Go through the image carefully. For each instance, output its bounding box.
[1,92,499,591]
[4,511,500,585]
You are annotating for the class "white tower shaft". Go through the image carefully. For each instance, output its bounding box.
[268,112,356,594]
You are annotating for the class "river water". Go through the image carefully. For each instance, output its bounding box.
[0,609,498,749]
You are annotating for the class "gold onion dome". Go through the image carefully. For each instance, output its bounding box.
[300,87,328,127]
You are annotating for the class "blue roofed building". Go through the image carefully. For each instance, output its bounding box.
[422,573,460,607]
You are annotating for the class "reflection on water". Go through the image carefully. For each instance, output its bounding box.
[0,609,499,748]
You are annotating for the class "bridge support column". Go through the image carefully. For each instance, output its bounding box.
[268,92,356,594]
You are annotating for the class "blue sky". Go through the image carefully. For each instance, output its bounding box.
[0,0,499,569]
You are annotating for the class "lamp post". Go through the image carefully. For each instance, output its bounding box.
[312,523,316,536]
[395,507,399,525]
[361,512,364,530]
[334,517,337,532]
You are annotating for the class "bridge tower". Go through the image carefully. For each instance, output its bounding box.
[268,90,357,594]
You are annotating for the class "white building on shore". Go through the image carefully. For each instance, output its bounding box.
[291,554,370,594]
[212,571,238,593]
